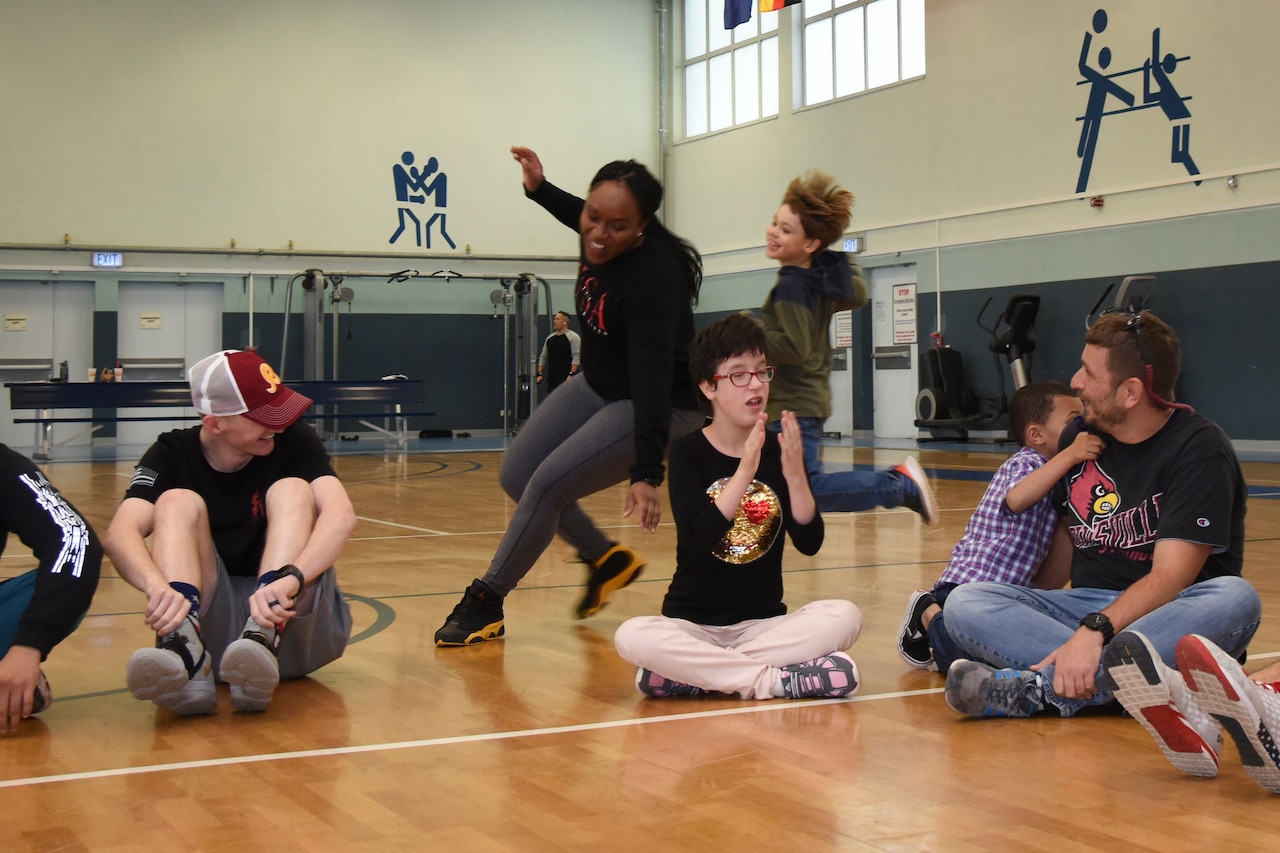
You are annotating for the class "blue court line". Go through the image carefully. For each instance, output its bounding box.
[827,462,1280,500]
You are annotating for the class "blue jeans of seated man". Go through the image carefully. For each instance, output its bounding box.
[942,576,1262,717]
[768,416,905,514]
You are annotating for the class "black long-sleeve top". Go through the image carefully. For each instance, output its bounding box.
[0,444,102,657]
[527,179,698,485]
[661,430,824,625]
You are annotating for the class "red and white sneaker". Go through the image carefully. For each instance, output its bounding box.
[1177,633,1280,793]
[1101,631,1222,777]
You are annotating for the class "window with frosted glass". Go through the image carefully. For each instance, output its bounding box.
[682,0,780,139]
[802,0,925,107]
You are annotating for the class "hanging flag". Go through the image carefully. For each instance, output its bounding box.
[725,0,752,29]
[760,0,802,11]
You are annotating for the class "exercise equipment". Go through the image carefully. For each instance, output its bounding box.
[280,268,553,438]
[914,293,1040,442]
[1085,274,1155,327]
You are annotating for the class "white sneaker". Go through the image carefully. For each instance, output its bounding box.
[219,618,281,712]
[1178,633,1280,793]
[894,457,939,526]
[1102,631,1222,777]
[127,614,216,716]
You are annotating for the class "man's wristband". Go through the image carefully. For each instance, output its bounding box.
[264,564,306,600]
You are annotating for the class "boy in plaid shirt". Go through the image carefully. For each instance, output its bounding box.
[897,382,1101,673]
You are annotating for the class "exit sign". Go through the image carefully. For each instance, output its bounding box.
[92,251,124,268]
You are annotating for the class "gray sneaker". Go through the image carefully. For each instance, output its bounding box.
[127,614,216,716]
[945,659,1045,718]
[219,617,281,712]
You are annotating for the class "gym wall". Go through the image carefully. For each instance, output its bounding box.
[2,2,1277,442]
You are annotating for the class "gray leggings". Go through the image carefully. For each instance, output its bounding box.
[481,376,703,595]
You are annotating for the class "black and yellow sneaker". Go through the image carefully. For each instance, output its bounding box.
[435,578,506,646]
[576,544,645,619]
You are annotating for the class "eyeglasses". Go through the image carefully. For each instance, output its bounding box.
[713,367,775,387]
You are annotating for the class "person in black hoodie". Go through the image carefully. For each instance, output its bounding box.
[758,171,938,524]
[434,147,705,646]
[0,444,102,733]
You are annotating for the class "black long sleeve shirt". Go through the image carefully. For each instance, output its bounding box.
[527,179,698,485]
[0,444,102,657]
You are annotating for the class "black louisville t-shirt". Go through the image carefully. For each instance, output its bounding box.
[124,422,336,575]
[1051,409,1246,591]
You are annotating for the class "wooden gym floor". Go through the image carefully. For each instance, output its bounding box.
[2,440,1279,851]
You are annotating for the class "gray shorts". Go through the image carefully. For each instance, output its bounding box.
[203,558,352,681]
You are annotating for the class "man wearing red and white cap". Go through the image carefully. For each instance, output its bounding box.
[103,349,356,715]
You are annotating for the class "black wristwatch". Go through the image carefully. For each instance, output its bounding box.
[1079,612,1115,644]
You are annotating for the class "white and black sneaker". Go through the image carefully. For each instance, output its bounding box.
[220,617,282,712]
[127,613,216,716]
[897,589,937,670]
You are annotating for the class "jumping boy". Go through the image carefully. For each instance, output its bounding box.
[897,382,1103,673]
[613,313,862,700]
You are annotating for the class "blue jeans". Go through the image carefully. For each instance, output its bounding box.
[768,417,904,514]
[926,583,967,675]
[943,576,1262,717]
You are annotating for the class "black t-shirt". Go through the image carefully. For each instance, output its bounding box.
[124,423,337,575]
[661,429,823,625]
[1051,410,1245,591]
[543,333,572,387]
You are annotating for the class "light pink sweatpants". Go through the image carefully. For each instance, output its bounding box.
[614,599,862,699]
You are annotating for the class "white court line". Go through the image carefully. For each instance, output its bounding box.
[354,515,450,535]
[0,686,944,790]
[351,518,660,540]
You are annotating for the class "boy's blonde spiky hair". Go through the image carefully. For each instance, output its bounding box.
[781,171,855,249]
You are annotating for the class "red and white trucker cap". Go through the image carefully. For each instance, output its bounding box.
[189,350,313,429]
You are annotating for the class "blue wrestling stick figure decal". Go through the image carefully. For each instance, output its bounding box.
[390,150,456,249]
[1075,9,1201,194]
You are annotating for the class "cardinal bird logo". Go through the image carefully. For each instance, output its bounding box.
[1068,461,1120,525]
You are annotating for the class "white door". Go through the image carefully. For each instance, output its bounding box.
[824,309,854,437]
[0,281,94,450]
[116,282,222,445]
[870,266,920,439]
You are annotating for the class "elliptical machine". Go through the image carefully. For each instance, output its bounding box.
[914,293,1041,442]
[1085,274,1155,327]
